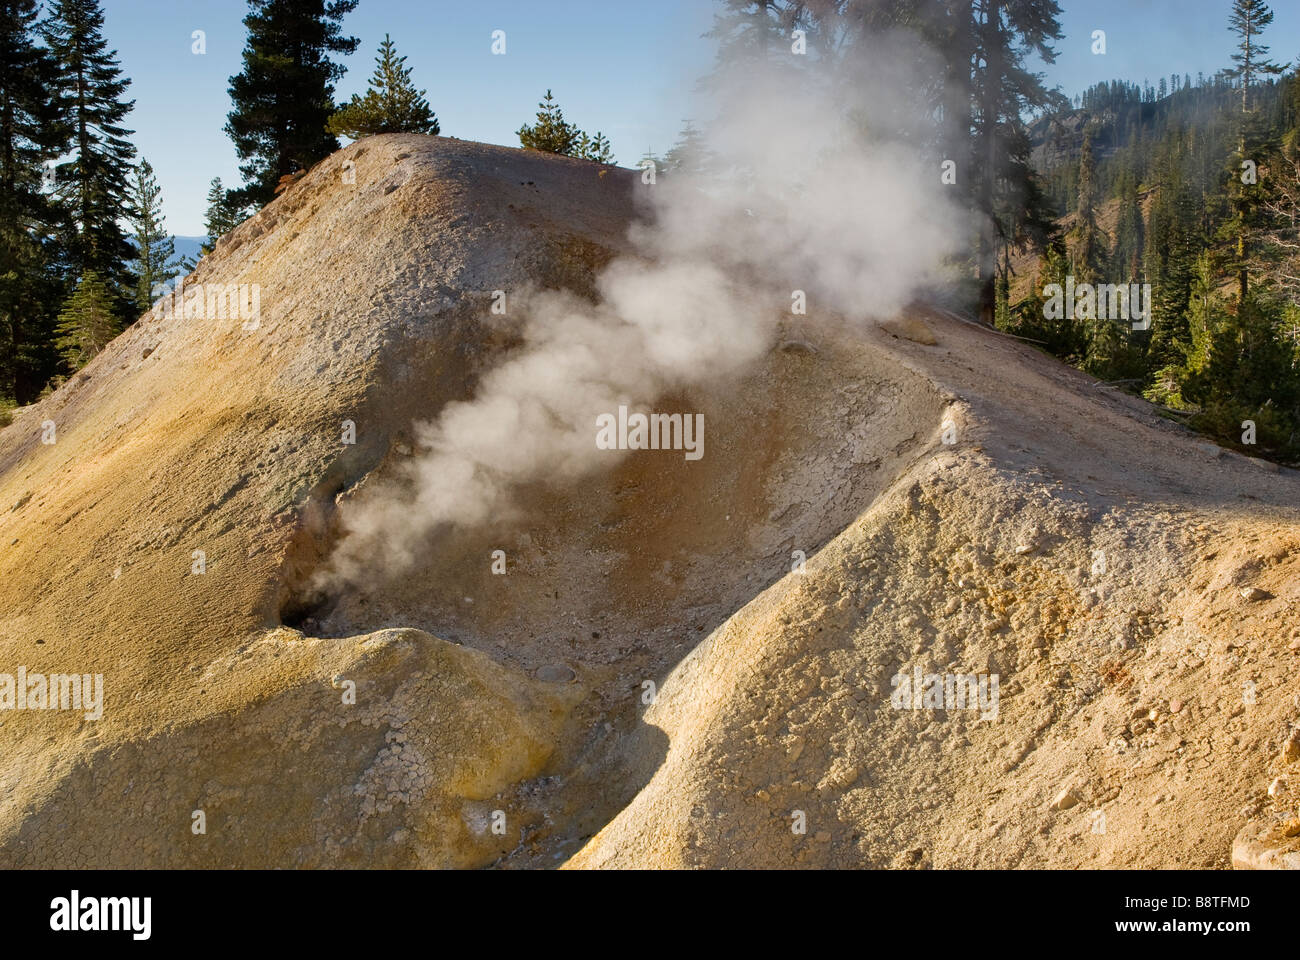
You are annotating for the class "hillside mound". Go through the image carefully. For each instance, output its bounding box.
[0,134,1296,868]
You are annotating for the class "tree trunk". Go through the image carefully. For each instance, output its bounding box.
[977,0,1002,326]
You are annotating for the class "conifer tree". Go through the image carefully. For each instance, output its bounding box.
[970,0,1065,325]
[127,158,182,316]
[1070,127,1108,283]
[327,35,438,139]
[1229,0,1285,114]
[517,90,578,156]
[789,0,1064,325]
[0,0,68,401]
[574,130,614,164]
[662,120,715,178]
[1227,1,1285,300]
[1112,171,1145,282]
[1144,154,1197,369]
[706,0,788,67]
[516,91,617,163]
[225,0,359,208]
[44,0,136,300]
[54,269,119,368]
[201,177,247,255]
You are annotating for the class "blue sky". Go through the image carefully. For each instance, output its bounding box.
[99,0,1298,234]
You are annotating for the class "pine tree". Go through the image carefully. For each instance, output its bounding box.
[44,0,136,301]
[201,177,247,255]
[0,0,68,402]
[783,0,1064,325]
[970,0,1065,325]
[327,35,438,140]
[127,158,181,317]
[706,0,788,68]
[225,0,359,209]
[1177,277,1297,455]
[1112,171,1145,282]
[1227,1,1285,301]
[516,91,616,163]
[1070,126,1108,283]
[662,120,714,178]
[574,130,614,164]
[517,90,578,156]
[1229,0,1285,113]
[54,269,119,368]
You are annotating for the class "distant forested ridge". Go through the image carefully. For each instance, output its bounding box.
[1002,50,1300,463]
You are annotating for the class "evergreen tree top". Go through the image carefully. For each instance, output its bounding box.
[1229,0,1287,82]
[327,34,439,139]
[518,90,579,156]
[225,0,359,207]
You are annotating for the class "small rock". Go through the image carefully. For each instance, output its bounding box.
[1283,731,1300,763]
[755,789,771,802]
[1169,699,1183,714]
[1232,817,1300,869]
[1240,587,1271,602]
[1014,544,1034,556]
[536,664,576,683]
[1283,819,1300,839]
[1050,786,1081,811]
[1267,777,1288,799]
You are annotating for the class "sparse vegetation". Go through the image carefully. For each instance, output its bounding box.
[517,89,614,164]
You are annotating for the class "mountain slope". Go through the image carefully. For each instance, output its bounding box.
[0,134,1296,869]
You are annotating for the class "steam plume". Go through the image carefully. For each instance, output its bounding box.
[320,35,966,588]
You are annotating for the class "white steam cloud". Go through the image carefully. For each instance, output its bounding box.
[319,39,967,589]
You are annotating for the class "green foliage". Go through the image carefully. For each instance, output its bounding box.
[1020,3,1300,463]
[128,158,183,316]
[517,90,578,155]
[202,177,248,255]
[1111,172,1144,282]
[327,35,439,139]
[54,270,120,369]
[0,0,67,403]
[786,0,1065,323]
[517,90,615,164]
[44,0,136,301]
[1229,0,1286,111]
[706,0,792,68]
[1176,289,1298,456]
[225,0,360,208]
[1070,126,1109,283]
[574,131,614,164]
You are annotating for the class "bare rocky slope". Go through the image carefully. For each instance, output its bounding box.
[0,134,1296,869]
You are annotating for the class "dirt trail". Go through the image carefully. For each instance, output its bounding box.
[0,135,1296,868]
